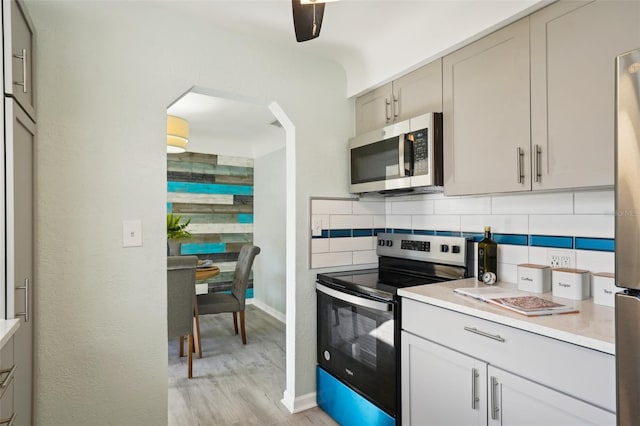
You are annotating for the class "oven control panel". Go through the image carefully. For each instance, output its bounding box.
[377,233,470,267]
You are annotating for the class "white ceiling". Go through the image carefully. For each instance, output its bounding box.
[165,0,547,159]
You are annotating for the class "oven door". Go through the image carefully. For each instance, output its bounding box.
[316,282,397,417]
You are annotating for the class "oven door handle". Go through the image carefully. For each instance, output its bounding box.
[316,283,393,312]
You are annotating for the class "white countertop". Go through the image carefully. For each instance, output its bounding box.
[0,319,19,349]
[398,277,615,355]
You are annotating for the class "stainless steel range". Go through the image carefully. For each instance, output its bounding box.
[316,233,473,425]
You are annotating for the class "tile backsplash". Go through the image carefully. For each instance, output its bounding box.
[310,189,615,283]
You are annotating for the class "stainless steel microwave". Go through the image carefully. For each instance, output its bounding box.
[349,112,443,195]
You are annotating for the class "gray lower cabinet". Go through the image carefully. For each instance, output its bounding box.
[443,18,531,196]
[0,336,15,426]
[530,0,640,190]
[401,298,615,426]
[5,99,35,426]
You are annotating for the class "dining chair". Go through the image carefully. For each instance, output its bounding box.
[196,245,261,345]
[167,255,198,378]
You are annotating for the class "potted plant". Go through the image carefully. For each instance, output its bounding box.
[167,213,192,256]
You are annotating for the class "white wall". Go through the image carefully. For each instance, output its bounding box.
[29,2,351,424]
[254,147,287,317]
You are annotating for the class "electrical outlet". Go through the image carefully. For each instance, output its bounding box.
[547,249,575,269]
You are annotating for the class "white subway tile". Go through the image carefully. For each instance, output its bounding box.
[330,237,374,252]
[353,200,385,215]
[460,215,528,234]
[330,215,373,229]
[353,216,375,229]
[312,199,354,215]
[412,215,460,232]
[373,215,386,229]
[390,199,435,215]
[353,250,378,265]
[528,247,547,265]
[529,215,614,238]
[498,263,518,284]
[491,192,574,214]
[576,250,614,274]
[311,238,329,254]
[387,215,412,229]
[311,214,330,230]
[434,196,491,215]
[574,190,615,214]
[497,245,528,265]
[312,252,353,268]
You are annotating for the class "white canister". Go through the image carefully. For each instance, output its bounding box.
[552,268,591,300]
[592,272,619,307]
[517,264,551,293]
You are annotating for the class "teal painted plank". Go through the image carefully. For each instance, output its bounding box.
[181,242,227,255]
[168,181,253,196]
[238,213,254,224]
[167,202,172,212]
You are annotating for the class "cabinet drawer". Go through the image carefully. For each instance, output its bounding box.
[402,298,615,412]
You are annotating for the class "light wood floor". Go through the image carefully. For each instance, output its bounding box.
[168,304,338,426]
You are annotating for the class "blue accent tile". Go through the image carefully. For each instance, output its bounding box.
[167,203,172,212]
[462,232,484,242]
[373,228,386,236]
[168,181,253,196]
[414,229,436,236]
[530,235,574,249]
[392,229,413,234]
[493,233,528,246]
[317,367,395,426]
[575,237,615,252]
[238,213,254,224]
[329,229,352,238]
[353,229,373,237]
[435,230,461,237]
[181,242,227,255]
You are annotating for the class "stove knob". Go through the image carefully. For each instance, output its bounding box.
[324,350,331,361]
[378,239,384,246]
[385,240,393,247]
[440,244,449,253]
[452,245,461,254]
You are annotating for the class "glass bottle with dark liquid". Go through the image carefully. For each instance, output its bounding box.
[477,226,498,283]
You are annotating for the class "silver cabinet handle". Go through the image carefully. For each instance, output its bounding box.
[0,413,15,426]
[12,48,27,94]
[0,365,16,389]
[471,368,479,410]
[15,278,29,322]
[464,326,505,342]
[393,95,399,120]
[490,376,500,420]
[385,98,391,123]
[534,144,542,182]
[516,147,524,184]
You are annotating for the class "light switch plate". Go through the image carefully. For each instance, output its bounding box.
[123,220,143,247]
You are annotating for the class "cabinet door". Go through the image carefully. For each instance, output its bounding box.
[3,0,36,121]
[393,59,443,122]
[355,82,393,134]
[6,99,35,426]
[443,18,531,196]
[530,0,640,190]
[401,332,486,426]
[488,366,615,426]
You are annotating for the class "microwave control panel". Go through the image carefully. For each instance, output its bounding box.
[411,129,429,176]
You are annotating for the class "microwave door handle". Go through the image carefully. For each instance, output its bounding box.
[398,135,405,177]
[405,133,415,176]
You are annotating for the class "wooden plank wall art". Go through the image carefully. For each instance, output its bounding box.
[167,152,254,296]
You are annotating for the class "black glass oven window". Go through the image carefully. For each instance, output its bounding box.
[332,306,379,368]
[351,136,401,184]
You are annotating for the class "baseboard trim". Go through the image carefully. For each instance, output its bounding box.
[281,390,317,414]
[248,299,285,323]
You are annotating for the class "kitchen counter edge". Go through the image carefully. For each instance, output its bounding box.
[398,277,615,355]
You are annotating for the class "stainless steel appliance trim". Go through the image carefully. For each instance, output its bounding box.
[316,283,392,312]
[464,326,505,342]
[615,292,640,424]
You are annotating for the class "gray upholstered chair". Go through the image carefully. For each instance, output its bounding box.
[196,245,260,345]
[167,255,198,378]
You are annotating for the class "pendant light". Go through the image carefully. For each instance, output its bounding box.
[167,115,189,153]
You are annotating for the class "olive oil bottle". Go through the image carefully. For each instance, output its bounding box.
[477,226,498,283]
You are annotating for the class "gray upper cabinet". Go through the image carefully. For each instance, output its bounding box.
[530,0,640,190]
[443,18,531,196]
[3,0,35,121]
[355,59,442,134]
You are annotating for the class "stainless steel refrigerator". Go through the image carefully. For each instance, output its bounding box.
[615,47,640,426]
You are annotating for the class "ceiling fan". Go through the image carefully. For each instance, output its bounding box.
[291,0,338,42]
